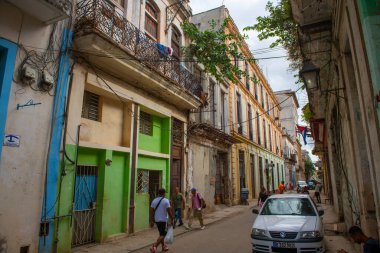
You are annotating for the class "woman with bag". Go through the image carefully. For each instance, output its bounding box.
[150,188,174,253]
[184,188,206,230]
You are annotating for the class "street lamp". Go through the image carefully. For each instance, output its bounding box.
[299,59,320,90]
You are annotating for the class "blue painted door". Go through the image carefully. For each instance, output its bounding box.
[72,165,98,247]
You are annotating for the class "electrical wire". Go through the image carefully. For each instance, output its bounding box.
[82,57,304,142]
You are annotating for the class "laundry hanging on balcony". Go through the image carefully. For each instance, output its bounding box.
[156,43,173,58]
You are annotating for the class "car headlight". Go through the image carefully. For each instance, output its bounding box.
[300,231,321,239]
[251,228,268,238]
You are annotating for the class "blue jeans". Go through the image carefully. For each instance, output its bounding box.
[173,208,183,227]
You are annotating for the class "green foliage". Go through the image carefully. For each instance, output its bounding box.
[181,19,252,83]
[244,0,302,70]
[304,158,315,181]
[301,103,312,123]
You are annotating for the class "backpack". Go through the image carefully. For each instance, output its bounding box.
[197,193,206,209]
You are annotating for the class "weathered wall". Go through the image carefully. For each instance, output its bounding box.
[0,1,69,252]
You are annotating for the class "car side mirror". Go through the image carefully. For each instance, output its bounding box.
[318,210,324,216]
[252,209,259,214]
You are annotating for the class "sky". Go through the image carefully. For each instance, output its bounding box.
[189,0,318,161]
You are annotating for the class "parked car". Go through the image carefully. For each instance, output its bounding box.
[251,194,325,253]
[307,181,315,190]
[297,181,308,193]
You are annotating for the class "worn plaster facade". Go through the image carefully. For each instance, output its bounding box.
[291,0,380,242]
[0,1,72,252]
[49,0,203,251]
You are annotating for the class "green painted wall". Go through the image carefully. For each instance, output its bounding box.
[139,115,170,154]
[55,145,130,253]
[96,151,130,240]
[134,155,170,232]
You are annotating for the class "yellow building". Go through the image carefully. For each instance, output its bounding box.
[192,7,285,205]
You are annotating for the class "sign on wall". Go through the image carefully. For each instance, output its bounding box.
[3,134,20,147]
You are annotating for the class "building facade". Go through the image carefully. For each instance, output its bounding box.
[291,0,380,241]
[50,0,203,252]
[192,7,285,205]
[275,90,300,187]
[0,1,72,252]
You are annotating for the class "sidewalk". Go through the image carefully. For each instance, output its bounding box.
[315,193,360,253]
[72,202,254,253]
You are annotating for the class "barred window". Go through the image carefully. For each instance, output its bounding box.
[137,170,149,193]
[81,91,100,121]
[140,111,153,135]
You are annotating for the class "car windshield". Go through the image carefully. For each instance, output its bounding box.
[260,198,316,216]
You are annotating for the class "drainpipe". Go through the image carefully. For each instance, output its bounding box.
[38,28,72,253]
[128,103,139,234]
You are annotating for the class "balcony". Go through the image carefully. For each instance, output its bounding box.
[10,0,71,24]
[73,0,202,110]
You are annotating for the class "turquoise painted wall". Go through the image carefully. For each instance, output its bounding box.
[55,145,130,252]
[134,155,170,232]
[139,115,171,154]
[357,1,380,120]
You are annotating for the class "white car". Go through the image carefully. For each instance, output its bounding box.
[251,194,325,253]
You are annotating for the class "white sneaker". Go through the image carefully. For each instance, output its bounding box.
[184,224,191,230]
[200,226,206,230]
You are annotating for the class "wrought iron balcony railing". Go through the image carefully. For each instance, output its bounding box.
[74,0,202,98]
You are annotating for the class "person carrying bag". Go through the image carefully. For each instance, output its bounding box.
[150,188,173,253]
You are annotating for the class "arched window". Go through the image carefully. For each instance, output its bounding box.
[145,0,159,40]
[171,26,181,60]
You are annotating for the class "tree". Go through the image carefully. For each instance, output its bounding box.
[301,103,312,123]
[244,0,302,70]
[304,159,315,181]
[181,19,252,83]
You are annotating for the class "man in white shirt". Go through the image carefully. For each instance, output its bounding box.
[150,188,173,253]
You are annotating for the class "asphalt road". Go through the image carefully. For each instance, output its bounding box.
[134,207,256,253]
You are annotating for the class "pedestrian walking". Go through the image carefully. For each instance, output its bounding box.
[258,186,268,208]
[278,181,285,194]
[314,182,321,203]
[171,186,185,228]
[150,188,173,253]
[337,226,380,253]
[185,188,206,230]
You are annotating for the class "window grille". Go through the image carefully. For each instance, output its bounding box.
[140,111,153,135]
[172,118,183,145]
[137,170,149,193]
[81,91,100,121]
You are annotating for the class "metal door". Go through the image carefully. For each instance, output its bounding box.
[72,165,98,247]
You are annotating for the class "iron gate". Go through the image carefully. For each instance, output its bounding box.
[72,165,98,247]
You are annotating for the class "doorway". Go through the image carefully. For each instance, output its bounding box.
[259,157,263,188]
[215,152,229,204]
[250,154,255,197]
[72,165,98,247]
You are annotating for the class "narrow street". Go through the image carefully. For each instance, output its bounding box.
[134,207,254,253]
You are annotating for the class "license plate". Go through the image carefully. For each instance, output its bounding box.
[273,241,296,248]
